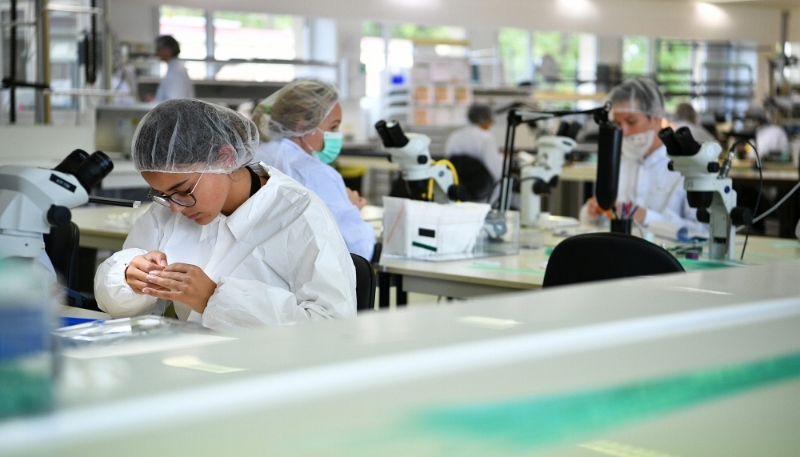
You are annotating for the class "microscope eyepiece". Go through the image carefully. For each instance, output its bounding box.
[674,127,701,156]
[375,120,410,148]
[66,151,114,192]
[657,127,688,157]
[54,149,90,175]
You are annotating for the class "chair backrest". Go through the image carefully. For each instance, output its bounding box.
[350,253,376,311]
[43,222,80,290]
[447,154,494,202]
[542,232,684,288]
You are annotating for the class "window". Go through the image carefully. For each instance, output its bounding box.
[360,22,466,96]
[498,28,529,85]
[159,6,207,79]
[212,11,297,82]
[159,6,306,82]
[532,31,580,93]
[655,40,694,113]
[622,36,649,77]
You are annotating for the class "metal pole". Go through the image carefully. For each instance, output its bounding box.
[103,0,112,104]
[10,0,17,123]
[42,0,51,124]
[35,0,44,123]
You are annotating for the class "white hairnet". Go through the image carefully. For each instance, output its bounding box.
[252,78,339,142]
[132,99,258,174]
[608,76,665,118]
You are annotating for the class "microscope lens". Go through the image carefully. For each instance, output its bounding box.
[54,149,89,175]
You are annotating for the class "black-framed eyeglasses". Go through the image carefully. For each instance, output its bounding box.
[147,173,204,208]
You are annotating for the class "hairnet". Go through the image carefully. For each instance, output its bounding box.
[252,78,339,142]
[467,104,493,124]
[674,102,697,124]
[608,76,664,118]
[132,99,258,174]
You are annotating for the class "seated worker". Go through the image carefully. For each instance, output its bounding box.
[94,99,356,331]
[743,103,789,158]
[444,103,504,183]
[672,102,716,143]
[581,77,705,233]
[252,79,376,261]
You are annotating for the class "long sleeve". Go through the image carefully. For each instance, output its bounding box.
[201,215,356,331]
[94,207,164,317]
[257,140,375,260]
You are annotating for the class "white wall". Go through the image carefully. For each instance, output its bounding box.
[109,0,791,47]
[108,1,157,47]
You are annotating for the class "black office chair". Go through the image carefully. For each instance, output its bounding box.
[542,232,685,288]
[43,222,97,309]
[448,154,494,202]
[43,222,81,291]
[351,253,376,311]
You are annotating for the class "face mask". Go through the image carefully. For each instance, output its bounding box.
[312,131,343,164]
[621,129,655,161]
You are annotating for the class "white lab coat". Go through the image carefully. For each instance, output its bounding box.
[94,164,357,331]
[445,124,505,182]
[255,139,375,260]
[755,125,789,155]
[580,146,706,233]
[154,58,194,102]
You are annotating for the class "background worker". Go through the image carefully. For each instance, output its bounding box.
[581,77,705,233]
[444,103,505,183]
[145,35,194,103]
[252,79,376,262]
[672,102,716,144]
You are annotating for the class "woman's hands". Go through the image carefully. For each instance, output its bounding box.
[125,251,168,294]
[126,251,217,314]
[346,188,367,210]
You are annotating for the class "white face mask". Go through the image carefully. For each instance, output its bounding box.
[621,129,656,161]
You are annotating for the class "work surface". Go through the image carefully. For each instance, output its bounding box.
[71,204,384,250]
[379,231,800,299]
[2,260,800,456]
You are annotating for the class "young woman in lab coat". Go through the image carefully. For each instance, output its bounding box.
[251,79,376,261]
[580,77,705,233]
[94,99,357,331]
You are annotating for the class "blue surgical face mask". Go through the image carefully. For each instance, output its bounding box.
[312,131,343,164]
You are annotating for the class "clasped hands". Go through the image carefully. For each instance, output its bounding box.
[125,250,216,314]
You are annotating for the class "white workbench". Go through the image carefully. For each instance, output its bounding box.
[2,261,800,456]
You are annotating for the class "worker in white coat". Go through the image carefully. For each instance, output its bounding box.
[672,102,716,144]
[94,99,356,331]
[252,79,376,261]
[581,77,705,233]
[444,104,504,182]
[744,103,789,157]
[146,35,194,103]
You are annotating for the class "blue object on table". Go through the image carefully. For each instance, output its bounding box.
[60,317,102,328]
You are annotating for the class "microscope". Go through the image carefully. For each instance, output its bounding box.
[519,121,581,226]
[499,104,622,221]
[659,126,752,260]
[0,149,115,261]
[375,120,465,204]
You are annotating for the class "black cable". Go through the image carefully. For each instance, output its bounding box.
[739,139,762,261]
